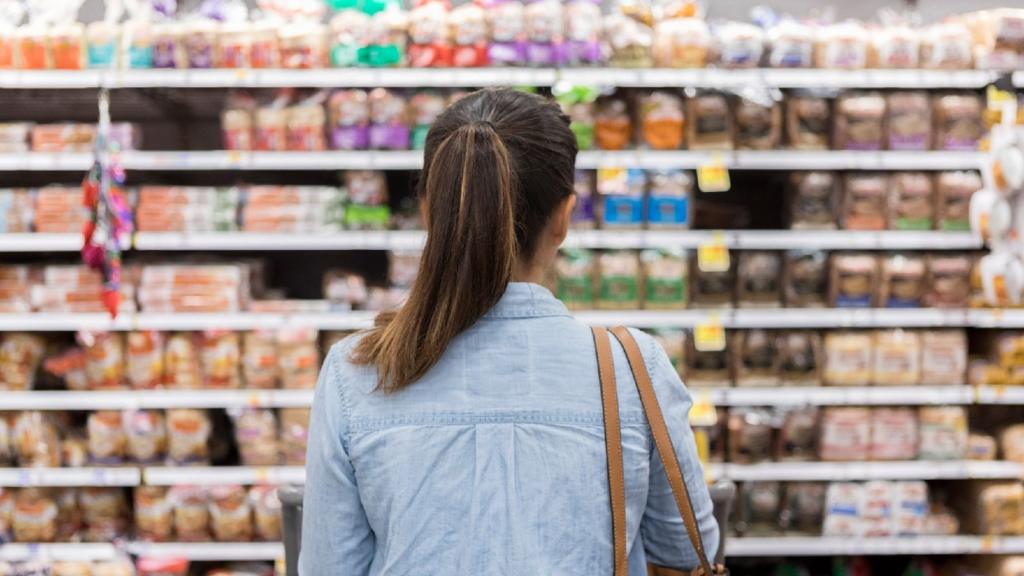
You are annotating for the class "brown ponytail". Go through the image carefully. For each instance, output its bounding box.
[352,88,578,392]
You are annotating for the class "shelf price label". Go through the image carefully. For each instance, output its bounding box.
[697,154,730,193]
[689,391,718,427]
[694,313,726,352]
[697,232,730,272]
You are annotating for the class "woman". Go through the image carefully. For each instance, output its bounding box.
[302,88,719,575]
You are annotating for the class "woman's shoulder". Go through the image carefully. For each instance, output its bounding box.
[321,332,379,397]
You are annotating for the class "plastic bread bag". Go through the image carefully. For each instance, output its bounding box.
[886,92,932,151]
[280,408,311,465]
[13,488,57,542]
[241,331,278,389]
[823,332,873,386]
[123,410,167,464]
[165,409,211,466]
[779,482,826,534]
[596,250,640,310]
[686,92,732,150]
[920,330,967,385]
[13,411,60,467]
[208,485,252,542]
[134,486,172,542]
[448,2,488,67]
[168,485,209,541]
[328,9,370,67]
[601,10,652,68]
[689,250,735,309]
[278,18,327,69]
[199,331,242,389]
[368,88,410,150]
[485,0,527,66]
[833,92,886,151]
[255,92,290,152]
[597,167,644,228]
[713,21,763,69]
[735,481,781,536]
[775,406,819,461]
[783,250,828,308]
[652,11,708,68]
[523,0,565,66]
[163,332,201,389]
[278,328,319,389]
[872,329,922,386]
[55,486,84,541]
[869,20,920,69]
[841,173,888,231]
[222,93,255,151]
[734,90,781,150]
[788,172,837,230]
[86,411,127,465]
[555,249,595,309]
[889,172,935,231]
[638,90,684,150]
[814,20,868,69]
[820,407,871,461]
[785,93,830,150]
[594,94,632,151]
[564,0,603,65]
[286,93,328,152]
[926,255,971,309]
[935,171,980,232]
[921,21,973,69]
[879,254,926,309]
[733,329,780,387]
[640,249,687,309]
[362,1,408,68]
[250,485,282,541]
[918,406,968,460]
[684,333,732,388]
[0,1,24,69]
[230,408,279,466]
[0,333,44,391]
[736,251,782,308]
[645,169,690,228]
[778,331,823,386]
[727,408,774,464]
[765,18,813,68]
[830,253,878,308]
[127,331,164,389]
[408,0,452,67]
[79,487,128,541]
[933,93,983,152]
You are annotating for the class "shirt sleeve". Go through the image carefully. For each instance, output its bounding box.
[300,345,375,576]
[638,332,720,570]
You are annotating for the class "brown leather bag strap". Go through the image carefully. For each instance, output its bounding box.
[592,327,629,576]
[609,326,716,576]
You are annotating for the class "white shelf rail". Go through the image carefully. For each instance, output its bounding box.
[0,543,121,562]
[0,467,140,487]
[143,466,306,486]
[0,389,314,410]
[708,460,1023,482]
[703,386,974,407]
[0,68,1003,89]
[728,536,1024,557]
[0,150,984,172]
[126,542,284,561]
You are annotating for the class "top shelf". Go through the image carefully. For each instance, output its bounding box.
[0,68,1014,90]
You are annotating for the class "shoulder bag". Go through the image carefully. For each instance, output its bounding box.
[593,326,728,576]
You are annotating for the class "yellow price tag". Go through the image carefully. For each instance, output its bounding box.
[227,150,243,165]
[254,467,271,483]
[694,314,726,352]
[247,392,263,407]
[697,232,730,273]
[689,391,718,427]
[693,429,710,469]
[697,155,730,193]
[980,535,996,553]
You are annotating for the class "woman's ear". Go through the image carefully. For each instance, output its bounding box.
[552,194,577,242]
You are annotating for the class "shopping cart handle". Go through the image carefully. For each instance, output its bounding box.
[279,485,305,576]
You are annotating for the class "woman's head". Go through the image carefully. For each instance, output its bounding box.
[352,88,579,392]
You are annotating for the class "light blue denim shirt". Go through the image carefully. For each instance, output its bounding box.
[301,282,719,576]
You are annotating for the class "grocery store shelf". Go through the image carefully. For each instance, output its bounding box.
[0,68,1001,90]
[969,309,1024,328]
[704,386,973,407]
[143,466,306,486]
[709,460,1023,482]
[2,230,980,253]
[0,150,984,172]
[0,543,120,562]
[126,542,284,561]
[0,467,140,487]
[728,536,1024,557]
[0,309,978,331]
[0,389,314,410]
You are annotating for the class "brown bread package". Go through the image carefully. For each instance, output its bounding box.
[776,407,819,461]
[830,254,878,308]
[784,250,828,307]
[778,331,823,386]
[933,93,984,151]
[967,433,998,461]
[594,95,632,150]
[879,254,927,309]
[689,253,735,308]
[926,255,971,308]
[786,95,830,150]
[1000,425,1024,464]
[962,482,1024,535]
[686,93,733,150]
[639,90,685,150]
[841,173,888,231]
[872,329,922,386]
[833,92,886,151]
[737,251,782,308]
[888,172,935,231]
[733,329,780,387]
[824,331,873,386]
[886,91,932,150]
[736,481,782,536]
[779,482,826,534]
[789,172,838,230]
[728,408,774,464]
[935,171,981,231]
[685,333,732,388]
[734,97,781,150]
[819,407,871,461]
[869,407,919,460]
[921,330,967,385]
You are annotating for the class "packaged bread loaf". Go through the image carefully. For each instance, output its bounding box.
[869,407,918,460]
[208,485,252,542]
[164,333,201,389]
[80,487,128,541]
[652,14,709,68]
[280,408,311,466]
[966,482,1024,535]
[736,251,782,308]
[870,24,920,68]
[645,169,691,228]
[889,173,934,231]
[13,411,60,467]
[784,250,828,307]
[841,173,888,231]
[778,332,823,386]
[776,407,819,461]
[936,171,981,231]
[55,487,82,542]
[820,407,871,461]
[168,485,209,541]
[597,167,644,229]
[641,249,687,309]
[765,20,813,68]
[926,255,971,308]
[134,486,172,541]
[824,332,873,386]
[833,92,885,151]
[918,406,968,460]
[727,408,774,464]
[126,331,164,389]
[594,95,632,151]
[328,89,370,151]
[86,411,127,465]
[596,251,640,310]
[715,21,764,68]
[733,330,779,387]
[872,329,922,385]
[786,95,830,150]
[278,329,319,390]
[200,331,241,389]
[241,331,278,389]
[166,409,211,466]
[0,333,45,391]
[124,410,167,464]
[734,97,781,150]
[779,482,826,534]
[556,249,595,309]
[968,433,998,461]
[231,408,279,467]
[690,254,735,308]
[685,335,731,388]
[879,254,926,309]
[62,435,88,468]
[736,481,781,536]
[815,21,868,69]
[639,91,684,150]
[686,93,733,150]
[933,94,983,151]
[602,10,654,68]
[830,254,878,308]
[921,22,974,69]
[860,480,896,536]
[13,488,57,542]
[82,333,125,390]
[921,330,967,385]
[789,172,837,230]
[250,485,282,541]
[886,92,931,151]
[368,88,410,151]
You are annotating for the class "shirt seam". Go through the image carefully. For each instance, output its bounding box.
[328,344,354,453]
[347,410,649,433]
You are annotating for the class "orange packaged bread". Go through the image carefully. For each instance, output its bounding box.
[594,95,632,150]
[639,91,684,150]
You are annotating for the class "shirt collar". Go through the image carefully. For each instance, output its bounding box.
[483,282,572,319]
